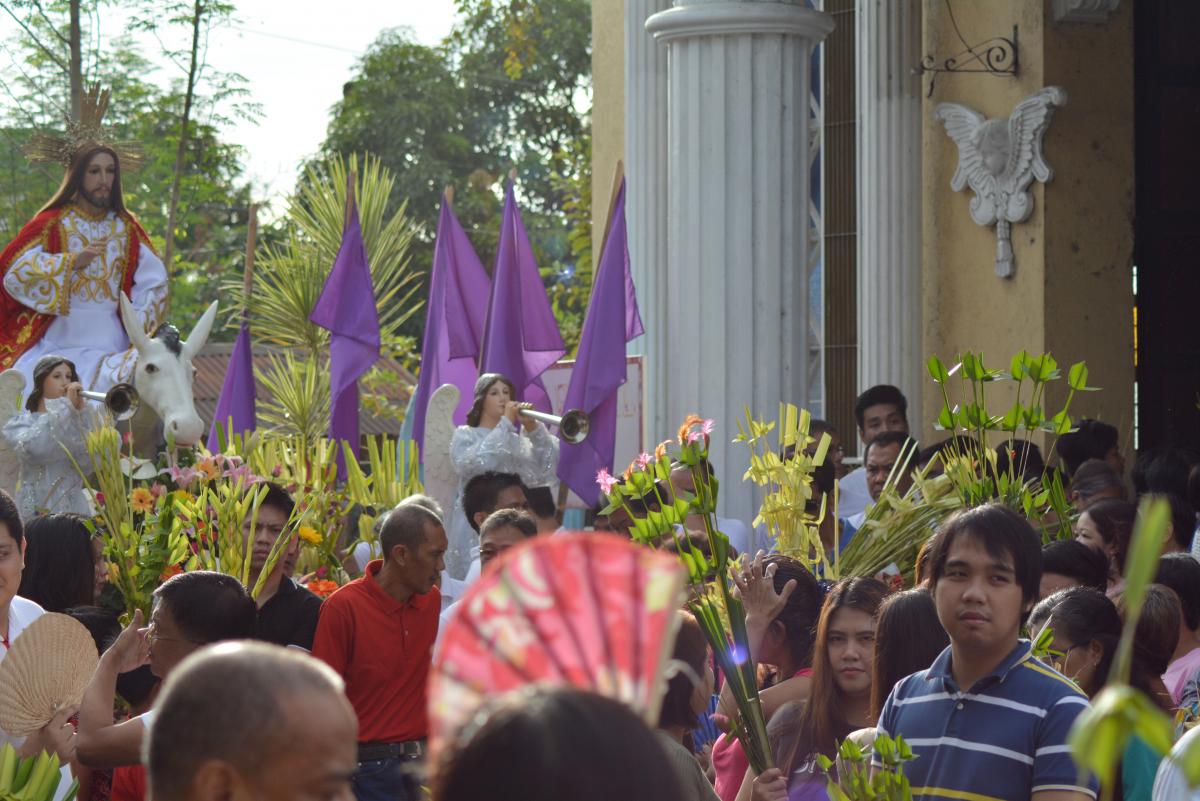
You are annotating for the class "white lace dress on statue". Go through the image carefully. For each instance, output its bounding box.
[446,418,558,580]
[1,397,99,519]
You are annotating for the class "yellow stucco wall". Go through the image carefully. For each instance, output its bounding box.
[591,0,625,267]
[921,0,1134,451]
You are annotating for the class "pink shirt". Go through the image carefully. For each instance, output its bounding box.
[1164,646,1200,704]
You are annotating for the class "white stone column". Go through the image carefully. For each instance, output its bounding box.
[625,0,671,448]
[856,0,923,422]
[647,0,834,526]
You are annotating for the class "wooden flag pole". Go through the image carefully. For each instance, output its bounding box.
[344,169,357,230]
[242,203,258,318]
[444,184,455,207]
[597,159,626,265]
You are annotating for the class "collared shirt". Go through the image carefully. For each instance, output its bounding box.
[256,576,323,650]
[876,640,1098,801]
[311,560,439,743]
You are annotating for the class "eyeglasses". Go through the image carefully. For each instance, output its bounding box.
[146,621,200,646]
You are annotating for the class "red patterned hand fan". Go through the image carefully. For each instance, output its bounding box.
[429,533,687,759]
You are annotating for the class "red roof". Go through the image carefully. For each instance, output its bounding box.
[193,343,415,437]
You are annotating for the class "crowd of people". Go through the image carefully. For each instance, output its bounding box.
[2,368,1200,801]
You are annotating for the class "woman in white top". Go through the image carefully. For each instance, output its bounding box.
[2,355,99,520]
[0,489,77,760]
[445,373,558,581]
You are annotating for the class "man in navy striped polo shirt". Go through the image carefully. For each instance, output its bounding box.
[876,503,1098,801]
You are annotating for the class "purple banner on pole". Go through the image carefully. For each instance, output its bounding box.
[310,204,380,475]
[410,197,491,459]
[206,321,257,451]
[479,182,565,412]
[557,178,643,506]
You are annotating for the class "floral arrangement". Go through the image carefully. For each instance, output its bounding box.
[74,419,424,619]
[599,414,775,773]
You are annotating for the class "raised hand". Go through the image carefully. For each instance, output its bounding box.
[732,551,797,625]
[104,609,151,673]
[74,239,109,271]
[514,402,537,432]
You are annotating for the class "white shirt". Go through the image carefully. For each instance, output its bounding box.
[1153,724,1200,801]
[837,467,872,519]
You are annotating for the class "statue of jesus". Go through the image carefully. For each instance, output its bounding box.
[0,86,167,397]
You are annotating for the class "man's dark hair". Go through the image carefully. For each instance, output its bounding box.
[865,431,914,460]
[1155,553,1200,632]
[1056,420,1120,476]
[1150,492,1197,551]
[1041,539,1108,593]
[1132,446,1197,499]
[258,482,295,522]
[153,571,256,645]
[524,486,557,521]
[19,513,95,612]
[804,461,835,515]
[1189,464,1200,517]
[995,440,1045,481]
[379,503,442,559]
[0,489,24,548]
[1071,459,1126,503]
[927,503,1043,607]
[480,509,538,540]
[463,472,526,533]
[148,642,347,801]
[433,686,690,801]
[853,385,908,432]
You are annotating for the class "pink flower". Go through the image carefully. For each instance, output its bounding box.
[95,492,105,507]
[122,431,132,446]
[595,468,618,496]
[634,452,652,470]
[223,463,261,485]
[315,565,329,579]
[686,418,715,444]
[271,465,283,478]
[149,483,166,498]
[168,465,201,487]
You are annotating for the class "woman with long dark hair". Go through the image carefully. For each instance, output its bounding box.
[743,577,888,801]
[1033,586,1174,801]
[710,555,825,801]
[18,513,106,611]
[1,355,100,519]
[869,588,949,721]
[1074,498,1137,593]
[445,373,557,582]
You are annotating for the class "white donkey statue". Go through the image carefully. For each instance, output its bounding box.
[0,296,218,463]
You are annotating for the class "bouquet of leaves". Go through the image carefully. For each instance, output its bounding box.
[599,415,775,773]
[340,437,423,565]
[927,350,1094,541]
[816,733,916,801]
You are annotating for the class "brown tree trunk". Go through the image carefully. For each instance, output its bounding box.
[162,0,203,283]
[68,0,81,119]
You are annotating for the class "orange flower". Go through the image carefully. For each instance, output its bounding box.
[307,579,340,598]
[130,487,154,513]
[196,459,221,481]
[677,414,704,445]
[159,563,184,581]
[653,439,672,460]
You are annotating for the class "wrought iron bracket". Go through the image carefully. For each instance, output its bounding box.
[918,25,1019,97]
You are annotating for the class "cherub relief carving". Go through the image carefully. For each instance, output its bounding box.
[935,87,1068,278]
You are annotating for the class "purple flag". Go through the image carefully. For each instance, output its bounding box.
[411,197,491,458]
[479,183,565,412]
[309,204,380,475]
[557,179,643,506]
[205,321,257,451]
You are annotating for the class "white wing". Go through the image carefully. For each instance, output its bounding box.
[0,370,27,496]
[933,102,991,195]
[423,383,461,520]
[1004,86,1068,194]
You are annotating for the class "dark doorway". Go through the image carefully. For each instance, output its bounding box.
[1134,0,1200,452]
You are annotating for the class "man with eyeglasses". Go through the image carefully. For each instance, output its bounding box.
[246,483,323,650]
[76,571,257,768]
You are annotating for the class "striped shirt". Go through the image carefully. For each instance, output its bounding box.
[876,640,1098,801]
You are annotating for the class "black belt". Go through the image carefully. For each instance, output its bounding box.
[357,740,425,762]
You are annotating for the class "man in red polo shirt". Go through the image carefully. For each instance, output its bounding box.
[312,503,446,801]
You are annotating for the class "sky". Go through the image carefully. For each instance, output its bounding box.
[0,0,460,205]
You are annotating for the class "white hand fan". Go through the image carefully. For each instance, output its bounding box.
[0,613,100,736]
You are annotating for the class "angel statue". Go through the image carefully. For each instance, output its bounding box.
[935,86,1068,278]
